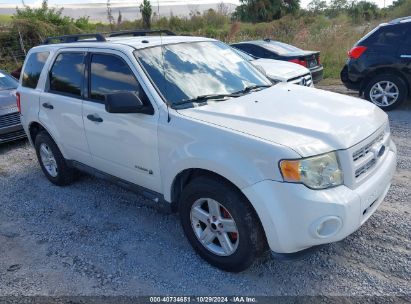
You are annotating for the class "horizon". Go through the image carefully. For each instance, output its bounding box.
[0,0,395,9]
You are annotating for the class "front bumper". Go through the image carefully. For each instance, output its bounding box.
[0,124,26,143]
[242,144,396,253]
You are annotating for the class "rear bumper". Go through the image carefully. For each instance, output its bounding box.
[310,65,323,84]
[341,64,362,91]
[242,144,396,253]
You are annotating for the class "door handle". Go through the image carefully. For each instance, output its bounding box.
[400,55,411,58]
[87,114,103,123]
[42,103,54,110]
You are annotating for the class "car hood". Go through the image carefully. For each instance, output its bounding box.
[251,58,310,80]
[177,83,387,157]
[0,89,17,110]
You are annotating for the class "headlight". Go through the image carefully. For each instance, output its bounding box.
[279,152,343,189]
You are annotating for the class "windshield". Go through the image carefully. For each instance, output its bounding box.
[134,41,271,106]
[261,41,303,55]
[0,71,18,90]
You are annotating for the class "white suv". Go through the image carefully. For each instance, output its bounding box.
[17,32,397,272]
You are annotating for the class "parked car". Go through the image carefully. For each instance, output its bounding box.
[341,17,411,111]
[0,70,25,144]
[231,39,323,84]
[232,47,313,87]
[18,32,396,272]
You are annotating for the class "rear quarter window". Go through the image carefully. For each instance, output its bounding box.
[22,51,49,88]
[364,24,408,46]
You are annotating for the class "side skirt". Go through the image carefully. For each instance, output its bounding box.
[68,160,173,213]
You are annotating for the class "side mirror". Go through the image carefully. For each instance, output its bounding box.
[105,92,153,114]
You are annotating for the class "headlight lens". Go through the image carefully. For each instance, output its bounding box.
[279,152,343,189]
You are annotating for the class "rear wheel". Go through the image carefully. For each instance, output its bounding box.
[364,74,407,111]
[35,131,76,186]
[179,176,266,272]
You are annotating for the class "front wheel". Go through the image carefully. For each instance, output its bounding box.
[364,74,407,111]
[179,176,266,272]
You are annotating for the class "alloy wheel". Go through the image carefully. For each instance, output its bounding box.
[39,143,58,177]
[190,198,239,256]
[369,81,399,107]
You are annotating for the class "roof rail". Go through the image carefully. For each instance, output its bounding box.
[108,29,176,37]
[389,16,411,24]
[43,33,106,45]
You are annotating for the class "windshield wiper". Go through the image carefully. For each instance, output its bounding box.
[232,84,271,95]
[174,93,236,107]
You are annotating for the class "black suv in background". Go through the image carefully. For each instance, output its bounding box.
[341,17,411,110]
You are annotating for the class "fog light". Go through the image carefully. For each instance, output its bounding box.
[311,216,342,239]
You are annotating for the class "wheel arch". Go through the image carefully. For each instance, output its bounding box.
[360,67,409,96]
[170,167,269,248]
[28,121,67,157]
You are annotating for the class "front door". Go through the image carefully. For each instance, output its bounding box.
[82,51,161,192]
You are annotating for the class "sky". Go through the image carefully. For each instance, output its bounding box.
[0,0,395,8]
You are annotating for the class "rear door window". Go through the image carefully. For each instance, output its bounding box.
[22,51,49,88]
[49,52,85,97]
[89,53,150,107]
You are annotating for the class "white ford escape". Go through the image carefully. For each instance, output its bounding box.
[17,32,396,272]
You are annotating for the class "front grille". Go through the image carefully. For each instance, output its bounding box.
[0,112,21,128]
[0,129,26,142]
[287,73,312,87]
[352,131,385,179]
[355,158,376,178]
[352,132,384,162]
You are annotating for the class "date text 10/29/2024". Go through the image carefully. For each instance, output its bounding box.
[149,297,257,303]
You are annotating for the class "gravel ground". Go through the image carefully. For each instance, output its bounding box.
[0,83,410,298]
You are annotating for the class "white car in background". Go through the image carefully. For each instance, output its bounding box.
[232,47,313,87]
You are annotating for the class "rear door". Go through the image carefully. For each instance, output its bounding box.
[82,50,161,192]
[39,49,91,164]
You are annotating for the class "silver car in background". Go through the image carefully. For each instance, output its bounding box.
[0,71,25,144]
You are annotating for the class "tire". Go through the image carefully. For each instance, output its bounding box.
[34,131,76,186]
[179,176,266,272]
[364,74,407,111]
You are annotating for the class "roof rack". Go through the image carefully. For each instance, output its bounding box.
[389,16,411,24]
[43,33,106,45]
[108,29,175,37]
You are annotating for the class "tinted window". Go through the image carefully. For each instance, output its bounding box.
[366,24,407,46]
[22,51,49,88]
[262,41,303,55]
[90,54,148,104]
[234,44,271,58]
[0,71,18,90]
[403,28,411,45]
[50,53,85,96]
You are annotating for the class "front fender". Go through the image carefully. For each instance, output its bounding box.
[159,114,299,202]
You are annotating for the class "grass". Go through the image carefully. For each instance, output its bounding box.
[0,14,12,24]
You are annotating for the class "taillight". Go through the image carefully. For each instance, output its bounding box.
[16,92,21,113]
[348,46,367,59]
[288,58,306,67]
